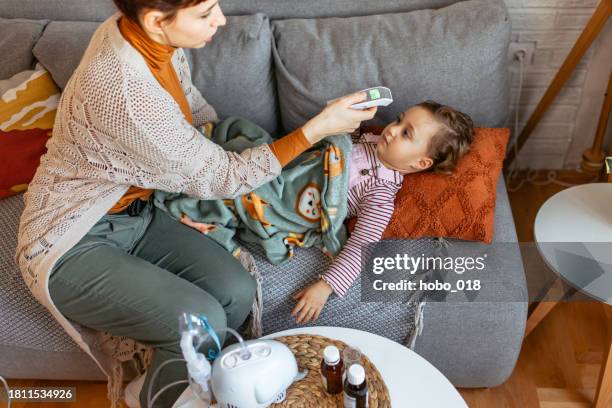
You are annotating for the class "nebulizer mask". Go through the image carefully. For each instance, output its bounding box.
[147,312,306,408]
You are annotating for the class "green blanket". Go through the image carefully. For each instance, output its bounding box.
[153,117,352,265]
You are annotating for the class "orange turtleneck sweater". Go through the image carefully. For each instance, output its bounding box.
[108,16,310,214]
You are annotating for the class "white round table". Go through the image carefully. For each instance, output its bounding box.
[534,183,612,304]
[263,326,467,407]
[529,183,612,408]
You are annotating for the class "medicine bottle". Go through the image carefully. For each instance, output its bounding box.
[343,364,368,408]
[320,345,344,394]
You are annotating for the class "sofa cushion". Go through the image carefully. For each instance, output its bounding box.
[272,0,511,133]
[186,14,279,135]
[0,18,48,79]
[32,15,279,135]
[249,240,421,342]
[0,194,82,353]
[32,21,98,89]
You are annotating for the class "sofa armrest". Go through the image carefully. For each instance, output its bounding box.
[413,175,528,387]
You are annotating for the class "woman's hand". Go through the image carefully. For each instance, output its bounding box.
[301,92,378,144]
[291,279,334,324]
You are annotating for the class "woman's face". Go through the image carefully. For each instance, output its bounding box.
[143,0,227,48]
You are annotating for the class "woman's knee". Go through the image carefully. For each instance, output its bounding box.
[182,294,228,334]
[207,264,256,330]
[236,268,257,298]
[144,289,228,351]
[222,266,257,308]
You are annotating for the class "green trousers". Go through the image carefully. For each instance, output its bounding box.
[48,198,256,408]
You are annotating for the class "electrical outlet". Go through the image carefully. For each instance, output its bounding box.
[508,42,535,65]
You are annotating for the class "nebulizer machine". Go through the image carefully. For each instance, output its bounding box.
[146,312,307,408]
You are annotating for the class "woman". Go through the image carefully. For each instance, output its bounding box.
[15,0,376,406]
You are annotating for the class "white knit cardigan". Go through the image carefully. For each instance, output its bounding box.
[15,12,281,402]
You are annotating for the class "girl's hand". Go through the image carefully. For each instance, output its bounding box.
[291,279,334,324]
[301,92,378,144]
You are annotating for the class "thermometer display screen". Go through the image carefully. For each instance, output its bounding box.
[369,89,381,100]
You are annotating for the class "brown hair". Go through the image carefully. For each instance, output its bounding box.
[417,100,475,174]
[112,0,207,23]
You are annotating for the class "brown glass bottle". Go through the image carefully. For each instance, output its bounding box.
[343,364,368,408]
[320,345,344,394]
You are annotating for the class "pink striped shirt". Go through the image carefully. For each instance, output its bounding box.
[321,134,404,297]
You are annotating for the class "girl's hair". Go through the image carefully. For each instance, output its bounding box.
[416,100,475,174]
[112,0,207,23]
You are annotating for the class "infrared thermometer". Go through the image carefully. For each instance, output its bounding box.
[350,86,393,109]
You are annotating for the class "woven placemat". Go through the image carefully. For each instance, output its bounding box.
[271,334,391,408]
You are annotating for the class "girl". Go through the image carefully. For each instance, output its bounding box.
[292,101,475,324]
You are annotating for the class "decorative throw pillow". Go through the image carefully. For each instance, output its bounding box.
[0,68,60,198]
[347,127,509,243]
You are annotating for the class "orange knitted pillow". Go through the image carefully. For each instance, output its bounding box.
[382,128,509,243]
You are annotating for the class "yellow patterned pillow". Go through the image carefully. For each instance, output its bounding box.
[1,68,60,198]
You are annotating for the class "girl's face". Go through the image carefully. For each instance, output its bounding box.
[142,0,227,49]
[376,106,439,174]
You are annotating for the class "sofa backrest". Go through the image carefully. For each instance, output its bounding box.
[1,0,511,134]
[0,0,465,21]
[272,0,511,132]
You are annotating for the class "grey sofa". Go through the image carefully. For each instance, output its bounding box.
[0,0,527,392]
